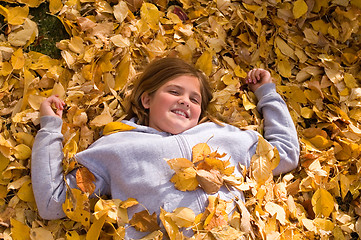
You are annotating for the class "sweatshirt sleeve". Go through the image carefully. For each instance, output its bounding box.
[254,83,300,175]
[31,116,68,219]
[32,116,110,220]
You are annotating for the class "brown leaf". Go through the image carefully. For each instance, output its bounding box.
[129,210,160,232]
[196,169,223,194]
[76,167,96,195]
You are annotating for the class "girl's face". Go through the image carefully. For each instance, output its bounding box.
[141,75,202,134]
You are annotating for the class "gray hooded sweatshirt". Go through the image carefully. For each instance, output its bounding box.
[31,83,299,238]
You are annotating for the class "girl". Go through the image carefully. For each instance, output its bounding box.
[31,57,299,238]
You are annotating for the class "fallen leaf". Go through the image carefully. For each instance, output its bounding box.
[312,188,334,218]
[129,210,160,232]
[102,121,136,135]
[76,167,96,196]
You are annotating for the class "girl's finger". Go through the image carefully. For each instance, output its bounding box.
[249,69,256,83]
[55,109,63,118]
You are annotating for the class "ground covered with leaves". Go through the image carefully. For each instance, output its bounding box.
[1,0,361,239]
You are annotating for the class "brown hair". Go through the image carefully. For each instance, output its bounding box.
[124,57,213,125]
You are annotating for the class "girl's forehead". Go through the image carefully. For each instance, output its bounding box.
[162,75,201,90]
[163,75,200,85]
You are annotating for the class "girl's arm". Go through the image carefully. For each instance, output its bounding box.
[247,69,300,175]
[32,96,110,219]
[31,115,70,219]
[32,96,69,219]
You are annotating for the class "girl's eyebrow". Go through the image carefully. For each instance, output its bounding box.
[166,84,201,98]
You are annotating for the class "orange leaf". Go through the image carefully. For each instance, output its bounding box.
[76,167,96,196]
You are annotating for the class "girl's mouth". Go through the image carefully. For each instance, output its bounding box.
[172,109,189,118]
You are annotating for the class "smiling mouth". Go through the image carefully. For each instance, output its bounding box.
[172,110,189,118]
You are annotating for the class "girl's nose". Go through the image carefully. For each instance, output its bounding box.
[178,98,190,107]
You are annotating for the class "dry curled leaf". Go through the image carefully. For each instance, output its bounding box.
[76,167,96,196]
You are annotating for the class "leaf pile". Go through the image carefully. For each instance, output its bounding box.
[1,0,361,239]
[166,142,236,194]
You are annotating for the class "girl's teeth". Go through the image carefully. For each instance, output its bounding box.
[174,110,187,118]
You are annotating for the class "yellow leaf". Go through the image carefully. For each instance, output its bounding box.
[86,214,107,240]
[310,19,329,35]
[192,143,211,163]
[89,103,113,127]
[170,207,195,228]
[8,18,38,47]
[0,5,29,25]
[62,188,91,227]
[195,50,213,76]
[159,208,181,240]
[301,107,314,118]
[301,218,316,232]
[264,202,287,225]
[351,0,361,9]
[14,143,31,160]
[307,135,333,150]
[120,198,139,208]
[49,0,63,14]
[114,53,131,91]
[63,138,78,159]
[0,152,9,172]
[0,61,13,76]
[11,48,25,70]
[103,121,136,135]
[17,179,35,202]
[339,174,352,200]
[313,218,334,232]
[113,1,129,23]
[51,82,65,100]
[140,3,160,30]
[29,227,53,240]
[166,158,194,171]
[234,65,247,78]
[170,167,198,191]
[27,94,46,111]
[328,26,340,39]
[138,230,163,240]
[10,218,30,240]
[311,188,334,218]
[250,136,274,185]
[275,36,295,60]
[65,231,80,240]
[242,93,256,111]
[344,73,358,89]
[254,4,267,19]
[93,199,118,222]
[68,36,85,54]
[110,34,130,48]
[113,226,126,240]
[203,196,228,230]
[210,226,244,239]
[99,52,113,72]
[293,0,308,19]
[221,74,238,86]
[276,57,292,78]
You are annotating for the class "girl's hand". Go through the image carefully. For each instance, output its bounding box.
[40,95,65,118]
[245,68,272,92]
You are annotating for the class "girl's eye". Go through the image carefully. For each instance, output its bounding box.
[191,98,200,104]
[169,90,179,95]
